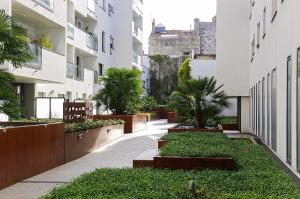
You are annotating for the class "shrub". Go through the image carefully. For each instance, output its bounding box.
[178,58,192,87]
[64,120,124,134]
[34,34,53,50]
[140,96,158,112]
[94,68,143,115]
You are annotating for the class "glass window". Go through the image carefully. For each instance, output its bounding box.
[297,49,300,171]
[258,81,261,137]
[262,78,265,141]
[102,31,106,53]
[263,7,266,37]
[267,73,271,145]
[287,56,292,164]
[271,69,277,151]
[271,0,277,21]
[257,23,260,48]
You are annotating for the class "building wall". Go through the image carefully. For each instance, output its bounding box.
[217,0,300,177]
[248,0,300,176]
[216,0,250,97]
[191,59,216,79]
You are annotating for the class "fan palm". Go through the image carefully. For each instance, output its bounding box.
[0,9,32,118]
[169,77,230,128]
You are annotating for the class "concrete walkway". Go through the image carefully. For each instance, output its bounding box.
[0,120,176,199]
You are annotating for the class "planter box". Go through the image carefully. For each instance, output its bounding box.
[0,123,64,189]
[138,113,151,122]
[158,140,169,149]
[155,107,168,119]
[93,115,147,134]
[65,124,124,163]
[222,124,239,131]
[153,156,235,170]
[167,112,176,123]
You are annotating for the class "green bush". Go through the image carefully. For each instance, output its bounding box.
[178,58,192,87]
[64,120,124,134]
[94,68,143,115]
[140,96,158,112]
[42,133,300,199]
[34,34,53,50]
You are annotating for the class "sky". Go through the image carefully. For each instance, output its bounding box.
[143,0,216,53]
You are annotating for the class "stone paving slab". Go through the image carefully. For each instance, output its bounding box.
[0,120,176,199]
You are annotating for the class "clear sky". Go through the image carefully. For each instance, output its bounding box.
[143,0,216,53]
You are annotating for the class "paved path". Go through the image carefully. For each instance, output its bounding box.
[0,120,175,199]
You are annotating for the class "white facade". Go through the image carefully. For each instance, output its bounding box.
[217,0,300,178]
[191,58,216,79]
[0,0,143,118]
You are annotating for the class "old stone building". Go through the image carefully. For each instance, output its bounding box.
[148,17,216,57]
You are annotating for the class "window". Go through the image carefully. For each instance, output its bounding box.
[110,35,114,54]
[257,23,260,48]
[108,4,114,16]
[258,81,261,137]
[99,63,104,76]
[58,94,64,98]
[102,31,106,53]
[271,0,277,22]
[34,0,54,11]
[262,77,265,141]
[263,7,266,38]
[99,0,106,11]
[38,92,46,97]
[297,48,300,171]
[287,56,292,164]
[66,91,72,101]
[249,0,253,19]
[82,93,87,100]
[267,73,271,145]
[271,69,277,151]
[251,34,255,61]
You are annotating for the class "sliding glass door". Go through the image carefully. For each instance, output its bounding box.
[287,57,292,164]
[271,69,277,151]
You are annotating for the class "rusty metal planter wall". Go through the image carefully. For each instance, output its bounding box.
[93,115,147,134]
[65,124,124,163]
[0,123,65,190]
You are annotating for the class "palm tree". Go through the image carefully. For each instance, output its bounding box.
[169,77,230,128]
[0,9,32,118]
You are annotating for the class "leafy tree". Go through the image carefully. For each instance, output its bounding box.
[140,96,158,112]
[168,77,230,128]
[149,54,182,104]
[94,68,143,115]
[0,10,32,118]
[178,58,192,87]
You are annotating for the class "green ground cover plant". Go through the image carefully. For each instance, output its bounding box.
[65,120,124,134]
[160,132,233,157]
[41,133,300,199]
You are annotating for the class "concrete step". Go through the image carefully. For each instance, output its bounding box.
[133,149,159,168]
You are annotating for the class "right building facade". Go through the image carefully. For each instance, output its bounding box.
[216,0,300,177]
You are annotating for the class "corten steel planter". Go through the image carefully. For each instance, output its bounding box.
[93,114,147,134]
[158,140,169,149]
[167,112,177,123]
[65,124,124,163]
[222,124,239,131]
[0,123,64,190]
[155,107,168,119]
[153,156,235,170]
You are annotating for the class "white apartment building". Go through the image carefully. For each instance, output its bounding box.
[217,0,300,177]
[0,0,143,118]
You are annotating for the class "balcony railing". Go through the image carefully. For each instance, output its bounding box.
[34,0,54,11]
[67,23,74,40]
[87,33,98,51]
[27,43,42,70]
[66,63,84,81]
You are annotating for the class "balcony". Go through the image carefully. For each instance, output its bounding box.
[66,63,85,81]
[132,22,143,43]
[11,44,65,83]
[71,26,98,55]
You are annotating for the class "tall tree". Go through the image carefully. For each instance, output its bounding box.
[0,9,32,118]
